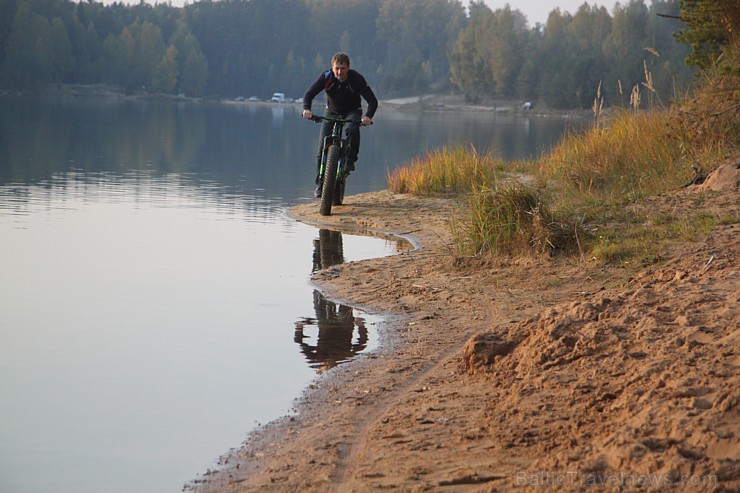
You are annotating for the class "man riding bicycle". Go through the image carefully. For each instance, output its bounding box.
[302,52,378,197]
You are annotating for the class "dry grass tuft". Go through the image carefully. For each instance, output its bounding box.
[387,145,503,195]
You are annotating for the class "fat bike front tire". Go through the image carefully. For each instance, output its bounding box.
[320,144,340,216]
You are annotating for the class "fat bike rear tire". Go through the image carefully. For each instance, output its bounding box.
[333,175,346,206]
[320,144,340,216]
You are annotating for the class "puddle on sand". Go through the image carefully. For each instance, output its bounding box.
[293,228,410,372]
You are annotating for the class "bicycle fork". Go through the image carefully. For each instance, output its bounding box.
[318,134,345,183]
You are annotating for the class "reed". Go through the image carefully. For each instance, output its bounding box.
[536,109,692,207]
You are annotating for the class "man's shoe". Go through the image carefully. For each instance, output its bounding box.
[314,185,322,198]
[345,161,355,175]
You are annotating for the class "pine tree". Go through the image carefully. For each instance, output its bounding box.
[675,0,740,69]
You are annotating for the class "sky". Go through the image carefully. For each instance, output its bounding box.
[107,1,616,27]
[482,1,614,26]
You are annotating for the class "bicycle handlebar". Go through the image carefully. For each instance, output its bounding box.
[308,115,372,126]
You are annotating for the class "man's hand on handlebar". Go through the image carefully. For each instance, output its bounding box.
[361,116,373,126]
[302,109,313,120]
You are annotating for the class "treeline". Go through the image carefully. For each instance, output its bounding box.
[0,0,697,108]
[452,1,692,108]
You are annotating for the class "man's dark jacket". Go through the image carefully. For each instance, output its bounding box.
[303,69,378,118]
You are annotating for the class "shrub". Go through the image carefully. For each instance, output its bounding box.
[452,182,586,257]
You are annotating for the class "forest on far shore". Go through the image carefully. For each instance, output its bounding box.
[0,0,704,108]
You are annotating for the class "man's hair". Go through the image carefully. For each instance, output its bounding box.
[331,52,350,67]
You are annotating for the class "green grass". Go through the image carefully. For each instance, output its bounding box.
[590,211,736,265]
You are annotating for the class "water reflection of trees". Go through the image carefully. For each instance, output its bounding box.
[0,97,314,213]
[294,229,369,373]
[0,96,207,183]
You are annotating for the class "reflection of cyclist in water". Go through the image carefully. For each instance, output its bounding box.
[294,229,369,372]
[294,290,368,372]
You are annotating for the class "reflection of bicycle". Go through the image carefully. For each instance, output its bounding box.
[308,115,370,216]
[312,229,343,272]
[294,228,369,372]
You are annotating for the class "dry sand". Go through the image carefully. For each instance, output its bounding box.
[189,162,738,492]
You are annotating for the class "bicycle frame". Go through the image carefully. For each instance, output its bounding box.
[312,115,355,181]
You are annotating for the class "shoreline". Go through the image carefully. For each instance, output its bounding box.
[188,177,738,491]
[13,84,593,119]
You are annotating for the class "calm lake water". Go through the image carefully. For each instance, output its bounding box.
[0,94,584,493]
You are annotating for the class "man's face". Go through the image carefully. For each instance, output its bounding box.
[332,62,349,81]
